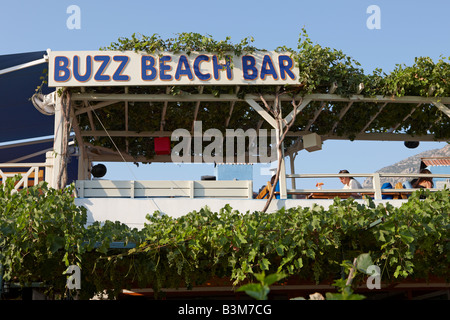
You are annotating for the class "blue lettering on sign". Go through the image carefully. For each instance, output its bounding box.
[53,53,296,84]
[94,56,111,81]
[142,56,157,81]
[242,56,258,80]
[193,55,211,81]
[112,56,130,81]
[54,56,71,82]
[175,55,194,80]
[278,55,295,80]
[159,56,172,81]
[260,55,278,80]
[212,55,232,80]
[73,55,92,82]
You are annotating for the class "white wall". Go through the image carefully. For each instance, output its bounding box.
[75,198,408,230]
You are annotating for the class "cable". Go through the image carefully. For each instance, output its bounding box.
[86,101,192,202]
[87,101,139,181]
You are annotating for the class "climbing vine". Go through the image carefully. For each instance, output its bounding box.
[71,29,450,161]
[1,176,448,299]
[101,32,258,60]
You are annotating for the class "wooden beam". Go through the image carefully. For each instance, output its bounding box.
[359,102,388,133]
[79,88,98,139]
[74,100,121,115]
[282,98,312,128]
[225,86,240,127]
[432,101,450,118]
[86,149,274,164]
[306,94,450,104]
[330,84,364,133]
[322,132,441,142]
[304,83,337,131]
[191,86,204,131]
[70,92,450,105]
[81,130,173,137]
[388,103,421,132]
[330,101,353,133]
[245,98,277,128]
[86,111,96,137]
[160,87,171,131]
[79,129,444,142]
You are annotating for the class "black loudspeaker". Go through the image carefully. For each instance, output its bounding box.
[404,141,419,149]
[91,164,107,178]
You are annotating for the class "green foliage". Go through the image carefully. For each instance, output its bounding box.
[236,271,287,300]
[325,278,366,300]
[1,178,449,299]
[101,32,258,60]
[324,254,371,300]
[295,28,365,97]
[0,177,87,292]
[90,188,449,298]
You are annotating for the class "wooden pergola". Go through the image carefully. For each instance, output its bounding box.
[49,85,450,197]
[43,50,450,195]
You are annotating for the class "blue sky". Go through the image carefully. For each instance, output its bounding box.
[1,0,449,189]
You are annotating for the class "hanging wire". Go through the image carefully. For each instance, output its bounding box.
[85,101,189,201]
[87,101,139,180]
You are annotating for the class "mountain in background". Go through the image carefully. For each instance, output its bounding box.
[362,144,450,188]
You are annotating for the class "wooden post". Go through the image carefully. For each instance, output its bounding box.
[77,146,89,180]
[52,90,64,189]
[277,123,287,200]
[189,180,194,198]
[278,153,287,199]
[373,173,382,200]
[52,89,71,189]
[44,151,54,185]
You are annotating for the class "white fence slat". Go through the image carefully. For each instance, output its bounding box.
[81,180,132,189]
[134,189,191,197]
[0,165,45,191]
[81,188,132,198]
[75,180,253,199]
[134,180,192,189]
[194,188,250,198]
[194,180,250,189]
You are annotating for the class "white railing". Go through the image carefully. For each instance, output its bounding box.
[286,173,450,200]
[0,152,55,191]
[0,163,47,191]
[75,180,253,199]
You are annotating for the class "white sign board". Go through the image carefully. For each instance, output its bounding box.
[48,51,299,87]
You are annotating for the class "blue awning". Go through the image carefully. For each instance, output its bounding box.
[0,51,54,143]
[0,51,79,184]
[0,138,79,184]
[0,139,53,163]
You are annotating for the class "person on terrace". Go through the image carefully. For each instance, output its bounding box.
[411,169,434,189]
[338,170,362,189]
[338,169,363,199]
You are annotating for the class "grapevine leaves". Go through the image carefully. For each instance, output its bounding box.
[1,176,449,298]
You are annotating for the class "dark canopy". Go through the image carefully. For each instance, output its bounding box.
[0,139,53,163]
[0,51,54,143]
